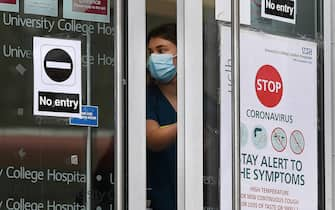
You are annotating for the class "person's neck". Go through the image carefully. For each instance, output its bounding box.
[158,79,177,111]
[158,80,177,98]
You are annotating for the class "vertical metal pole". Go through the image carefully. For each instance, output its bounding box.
[177,0,203,209]
[128,0,146,209]
[86,32,92,210]
[115,0,125,208]
[324,0,334,209]
[231,0,241,210]
[177,0,186,209]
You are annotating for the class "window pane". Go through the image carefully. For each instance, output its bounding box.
[0,1,115,209]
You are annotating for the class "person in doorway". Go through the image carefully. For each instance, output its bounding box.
[146,23,177,210]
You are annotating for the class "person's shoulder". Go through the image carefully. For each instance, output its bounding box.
[146,84,160,115]
[147,83,160,97]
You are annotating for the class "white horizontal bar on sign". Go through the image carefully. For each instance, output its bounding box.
[46,61,71,69]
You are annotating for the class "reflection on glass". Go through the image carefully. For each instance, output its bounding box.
[0,0,115,209]
[203,0,220,210]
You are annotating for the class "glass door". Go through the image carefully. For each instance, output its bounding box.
[127,0,204,210]
[213,0,324,209]
[0,1,117,209]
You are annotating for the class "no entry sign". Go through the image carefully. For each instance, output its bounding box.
[33,37,82,117]
[261,0,296,24]
[44,49,73,82]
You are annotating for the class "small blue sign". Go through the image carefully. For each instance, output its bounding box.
[69,105,98,127]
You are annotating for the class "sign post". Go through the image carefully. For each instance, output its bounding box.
[85,32,93,210]
[231,0,241,209]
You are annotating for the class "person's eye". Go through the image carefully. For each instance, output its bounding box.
[159,48,169,54]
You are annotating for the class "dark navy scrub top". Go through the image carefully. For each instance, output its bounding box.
[146,84,177,210]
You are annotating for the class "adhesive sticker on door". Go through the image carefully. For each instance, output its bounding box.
[33,37,82,118]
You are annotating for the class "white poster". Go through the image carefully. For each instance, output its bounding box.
[33,37,82,118]
[215,0,251,25]
[24,0,58,17]
[0,0,19,12]
[63,0,110,23]
[220,26,318,210]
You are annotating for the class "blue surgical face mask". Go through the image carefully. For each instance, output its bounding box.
[147,53,176,83]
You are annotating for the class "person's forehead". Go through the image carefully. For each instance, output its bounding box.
[148,37,175,48]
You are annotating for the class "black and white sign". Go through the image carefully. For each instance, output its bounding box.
[262,0,296,24]
[44,49,73,82]
[33,37,81,117]
[39,92,80,113]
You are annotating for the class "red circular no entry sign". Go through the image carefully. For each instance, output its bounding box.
[255,65,283,108]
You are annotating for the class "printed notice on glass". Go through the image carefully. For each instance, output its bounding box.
[33,37,82,118]
[215,0,250,25]
[261,0,296,24]
[0,0,19,12]
[220,26,318,210]
[63,0,110,23]
[24,0,58,17]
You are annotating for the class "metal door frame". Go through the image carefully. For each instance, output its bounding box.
[324,0,334,209]
[114,0,126,209]
[127,0,147,209]
[177,0,203,209]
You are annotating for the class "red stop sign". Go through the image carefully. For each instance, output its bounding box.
[255,65,283,108]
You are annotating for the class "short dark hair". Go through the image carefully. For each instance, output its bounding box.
[147,23,177,46]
